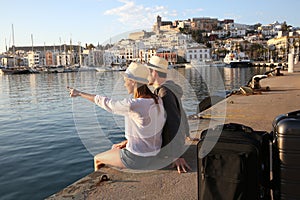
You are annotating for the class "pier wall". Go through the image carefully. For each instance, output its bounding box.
[47,64,300,200]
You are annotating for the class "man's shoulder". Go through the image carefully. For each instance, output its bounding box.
[155,85,170,97]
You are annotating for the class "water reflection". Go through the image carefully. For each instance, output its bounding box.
[0,66,271,199]
[183,66,271,100]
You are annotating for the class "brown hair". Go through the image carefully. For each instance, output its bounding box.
[134,83,159,104]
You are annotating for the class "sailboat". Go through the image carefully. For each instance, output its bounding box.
[0,24,31,75]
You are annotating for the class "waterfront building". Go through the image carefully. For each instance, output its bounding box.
[5,44,83,67]
[185,43,211,62]
[8,45,81,55]
[156,48,178,65]
[57,52,71,66]
[267,33,300,62]
[140,48,156,63]
[27,51,41,67]
[82,49,103,67]
[1,56,15,67]
[45,51,58,66]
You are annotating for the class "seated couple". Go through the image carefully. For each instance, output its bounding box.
[68,56,191,173]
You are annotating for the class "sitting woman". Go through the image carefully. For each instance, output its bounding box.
[68,62,166,171]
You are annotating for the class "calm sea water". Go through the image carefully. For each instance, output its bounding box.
[0,66,269,200]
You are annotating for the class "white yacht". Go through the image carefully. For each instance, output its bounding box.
[224,52,252,68]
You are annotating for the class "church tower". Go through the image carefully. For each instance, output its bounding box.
[156,15,161,34]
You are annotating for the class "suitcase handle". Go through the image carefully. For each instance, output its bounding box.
[270,131,278,144]
[223,123,253,133]
[287,110,300,117]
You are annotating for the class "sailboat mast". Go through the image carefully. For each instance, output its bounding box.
[44,42,46,66]
[12,24,16,67]
[78,42,82,66]
[5,38,7,52]
[70,37,73,66]
[31,34,34,52]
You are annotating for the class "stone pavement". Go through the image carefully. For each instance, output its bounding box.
[47,64,300,200]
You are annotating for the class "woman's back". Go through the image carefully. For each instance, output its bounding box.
[126,97,166,157]
[94,95,166,157]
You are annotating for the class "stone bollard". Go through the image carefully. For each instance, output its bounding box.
[288,53,294,73]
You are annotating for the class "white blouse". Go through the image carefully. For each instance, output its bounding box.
[94,95,166,157]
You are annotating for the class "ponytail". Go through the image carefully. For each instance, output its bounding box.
[134,83,159,104]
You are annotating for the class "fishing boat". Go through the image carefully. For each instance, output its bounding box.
[0,67,31,75]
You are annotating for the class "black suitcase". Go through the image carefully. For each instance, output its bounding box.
[197,123,271,200]
[271,110,300,200]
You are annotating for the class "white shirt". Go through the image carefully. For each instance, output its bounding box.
[94,95,166,157]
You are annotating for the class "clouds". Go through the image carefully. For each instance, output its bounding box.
[182,8,204,17]
[103,0,178,29]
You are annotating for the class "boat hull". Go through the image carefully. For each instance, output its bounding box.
[0,68,31,75]
[226,61,252,68]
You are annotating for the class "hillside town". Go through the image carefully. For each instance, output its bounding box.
[1,15,300,73]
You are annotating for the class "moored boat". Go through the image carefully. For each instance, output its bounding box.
[224,52,252,68]
[44,65,65,73]
[210,61,226,67]
[0,67,32,75]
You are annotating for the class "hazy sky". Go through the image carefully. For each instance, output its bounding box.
[1,0,299,52]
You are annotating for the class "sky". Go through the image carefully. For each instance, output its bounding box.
[1,0,300,53]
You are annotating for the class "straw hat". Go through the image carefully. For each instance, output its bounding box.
[145,56,168,73]
[123,62,149,84]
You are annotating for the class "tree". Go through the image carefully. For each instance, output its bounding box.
[179,27,190,35]
[249,43,262,59]
[253,23,262,30]
[191,29,204,43]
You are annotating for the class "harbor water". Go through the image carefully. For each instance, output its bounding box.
[0,66,270,200]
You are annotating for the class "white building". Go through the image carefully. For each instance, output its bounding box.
[27,51,41,67]
[176,20,191,29]
[82,49,104,66]
[230,29,246,37]
[211,30,228,38]
[185,44,211,62]
[224,23,250,31]
[56,52,71,66]
[258,23,281,37]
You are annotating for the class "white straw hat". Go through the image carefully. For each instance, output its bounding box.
[145,56,168,73]
[123,62,149,84]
